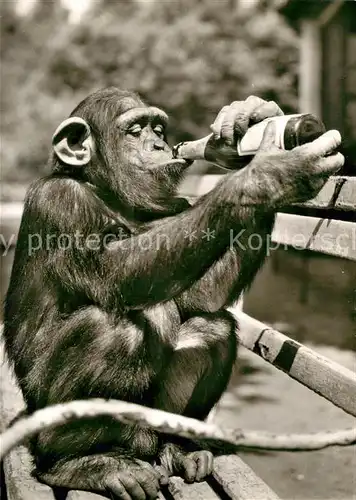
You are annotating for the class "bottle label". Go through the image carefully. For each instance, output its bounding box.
[237,114,302,156]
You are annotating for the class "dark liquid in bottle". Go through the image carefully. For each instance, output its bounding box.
[204,137,252,170]
[283,114,326,149]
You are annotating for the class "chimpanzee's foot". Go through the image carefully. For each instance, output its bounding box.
[159,443,214,483]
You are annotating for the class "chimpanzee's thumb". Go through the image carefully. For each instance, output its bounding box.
[258,121,277,152]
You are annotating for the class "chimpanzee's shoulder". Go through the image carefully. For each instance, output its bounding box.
[23,175,102,228]
[26,175,91,201]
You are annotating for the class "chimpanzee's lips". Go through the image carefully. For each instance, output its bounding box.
[154,159,190,169]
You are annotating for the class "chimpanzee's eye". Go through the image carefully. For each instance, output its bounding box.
[128,124,142,136]
[153,124,165,137]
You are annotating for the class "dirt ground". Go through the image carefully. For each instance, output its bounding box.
[215,346,356,500]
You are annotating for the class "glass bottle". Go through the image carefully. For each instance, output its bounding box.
[172,113,326,170]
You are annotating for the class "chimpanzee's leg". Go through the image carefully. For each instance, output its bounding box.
[37,310,237,491]
[155,310,237,481]
[155,310,237,419]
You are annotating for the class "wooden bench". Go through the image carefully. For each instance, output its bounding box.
[1,174,355,499]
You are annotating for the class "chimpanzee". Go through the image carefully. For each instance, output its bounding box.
[3,88,343,499]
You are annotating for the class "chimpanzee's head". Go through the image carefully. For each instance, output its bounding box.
[51,87,190,218]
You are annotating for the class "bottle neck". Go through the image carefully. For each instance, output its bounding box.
[172,133,248,170]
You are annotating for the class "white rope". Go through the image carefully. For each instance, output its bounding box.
[1,398,355,459]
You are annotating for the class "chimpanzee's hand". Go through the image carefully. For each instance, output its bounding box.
[210,96,283,145]
[104,459,169,500]
[250,122,344,205]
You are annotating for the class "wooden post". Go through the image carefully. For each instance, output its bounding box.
[299,20,322,117]
[320,8,347,136]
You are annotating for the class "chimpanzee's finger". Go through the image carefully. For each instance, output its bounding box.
[314,152,345,176]
[257,121,279,152]
[182,457,198,483]
[193,451,214,482]
[250,100,284,123]
[133,462,161,495]
[153,465,170,485]
[120,472,147,500]
[136,471,160,500]
[207,452,214,474]
[299,130,342,158]
[210,106,229,140]
[221,96,265,145]
[105,474,133,500]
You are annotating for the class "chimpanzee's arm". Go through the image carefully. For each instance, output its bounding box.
[174,211,276,316]
[26,166,281,312]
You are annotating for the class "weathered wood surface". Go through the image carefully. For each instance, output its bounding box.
[295,176,356,211]
[1,446,57,500]
[0,341,279,500]
[271,214,356,260]
[165,455,280,500]
[229,310,356,417]
[65,491,108,499]
[181,175,356,259]
[166,476,219,499]
[212,455,280,500]
[180,175,356,211]
[0,342,57,500]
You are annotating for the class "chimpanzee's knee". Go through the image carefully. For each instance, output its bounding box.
[176,309,238,363]
[153,310,237,420]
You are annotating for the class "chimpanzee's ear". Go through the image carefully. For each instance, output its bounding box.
[52,117,94,166]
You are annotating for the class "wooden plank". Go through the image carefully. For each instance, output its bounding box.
[180,175,356,212]
[166,476,218,500]
[211,455,280,500]
[271,214,356,260]
[229,310,356,417]
[299,19,321,117]
[0,202,24,220]
[66,491,107,499]
[0,342,57,500]
[296,176,356,211]
[321,7,346,136]
[0,341,106,500]
[0,202,24,247]
[2,446,57,500]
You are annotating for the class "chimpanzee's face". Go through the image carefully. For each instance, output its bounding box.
[115,105,173,171]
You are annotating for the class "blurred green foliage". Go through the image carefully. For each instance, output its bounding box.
[0,0,298,194]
